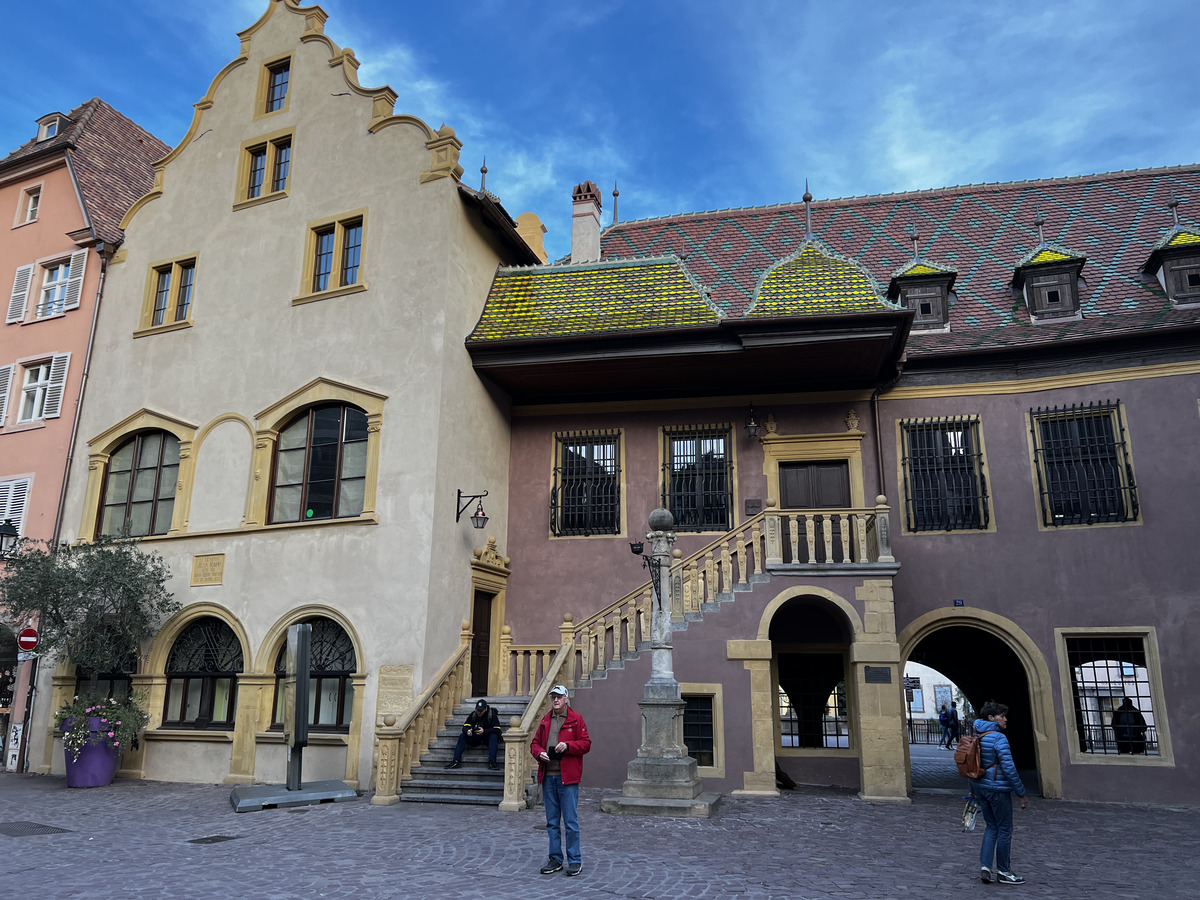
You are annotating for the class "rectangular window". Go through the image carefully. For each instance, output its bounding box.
[682,695,715,767]
[662,424,733,532]
[141,258,197,332]
[265,60,290,112]
[18,363,51,422]
[38,261,70,317]
[297,211,367,302]
[900,416,989,532]
[237,131,293,207]
[0,477,31,535]
[1030,401,1138,527]
[1064,634,1160,757]
[23,187,40,223]
[551,430,621,536]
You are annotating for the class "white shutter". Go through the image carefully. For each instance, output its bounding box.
[0,364,12,426]
[0,478,31,533]
[61,249,88,311]
[7,263,33,323]
[41,352,71,419]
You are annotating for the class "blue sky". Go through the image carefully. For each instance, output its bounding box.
[3,0,1196,261]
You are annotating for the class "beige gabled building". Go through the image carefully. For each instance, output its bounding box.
[31,0,537,787]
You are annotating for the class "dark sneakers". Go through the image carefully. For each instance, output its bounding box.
[444,759,461,769]
[539,858,563,875]
[981,868,994,884]
[565,862,583,877]
[487,760,500,770]
[996,871,1025,885]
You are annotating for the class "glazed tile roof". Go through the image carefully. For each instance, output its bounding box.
[600,165,1200,355]
[0,98,169,244]
[746,242,895,318]
[469,256,720,342]
[893,260,956,277]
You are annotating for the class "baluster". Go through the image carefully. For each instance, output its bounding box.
[855,513,868,565]
[720,542,732,593]
[789,514,800,563]
[823,513,834,563]
[839,514,850,562]
[611,614,622,663]
[625,602,636,657]
[752,521,764,574]
[580,631,592,679]
[677,566,691,621]
[764,499,782,565]
[594,621,606,671]
[801,514,813,563]
[704,551,716,604]
[875,495,895,563]
[560,614,576,689]
[640,589,652,637]
[736,532,748,585]
[498,626,513,695]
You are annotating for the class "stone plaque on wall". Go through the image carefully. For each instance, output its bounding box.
[376,664,414,722]
[864,665,892,684]
[190,553,226,586]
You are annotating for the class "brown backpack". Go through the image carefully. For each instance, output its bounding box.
[954,731,998,780]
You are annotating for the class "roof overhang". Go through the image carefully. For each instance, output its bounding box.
[467,310,913,404]
[457,185,542,266]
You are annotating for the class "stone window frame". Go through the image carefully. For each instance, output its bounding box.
[548,428,626,539]
[659,423,737,534]
[679,681,725,779]
[294,209,369,306]
[895,414,995,535]
[1054,626,1174,768]
[254,53,293,120]
[233,128,295,211]
[134,254,198,337]
[12,182,43,228]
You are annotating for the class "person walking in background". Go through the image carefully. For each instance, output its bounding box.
[939,704,951,749]
[1111,697,1148,755]
[948,701,961,747]
[971,700,1028,885]
[532,684,591,877]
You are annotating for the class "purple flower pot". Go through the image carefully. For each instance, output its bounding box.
[62,717,121,788]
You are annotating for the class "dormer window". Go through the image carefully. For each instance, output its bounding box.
[887,262,955,331]
[35,113,66,142]
[1142,229,1200,309]
[1013,247,1085,323]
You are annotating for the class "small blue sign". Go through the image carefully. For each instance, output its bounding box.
[953,599,965,607]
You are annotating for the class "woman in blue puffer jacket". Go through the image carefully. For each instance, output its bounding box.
[971,700,1029,886]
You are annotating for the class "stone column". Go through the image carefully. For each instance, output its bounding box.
[600,509,720,818]
[852,578,908,802]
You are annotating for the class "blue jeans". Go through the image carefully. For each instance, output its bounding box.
[542,775,581,865]
[976,788,1014,872]
[453,730,499,763]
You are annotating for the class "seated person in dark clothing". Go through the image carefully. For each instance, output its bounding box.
[446,699,502,770]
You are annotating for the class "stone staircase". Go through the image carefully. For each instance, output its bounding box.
[399,696,530,805]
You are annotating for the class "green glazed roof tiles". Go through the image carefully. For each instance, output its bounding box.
[469,257,719,343]
[746,243,893,318]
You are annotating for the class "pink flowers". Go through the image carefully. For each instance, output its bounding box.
[107,731,115,738]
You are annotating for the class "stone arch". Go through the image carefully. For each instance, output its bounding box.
[898,607,1062,798]
[188,414,256,531]
[255,604,365,675]
[756,584,864,640]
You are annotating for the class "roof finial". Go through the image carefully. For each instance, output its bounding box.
[803,179,813,239]
[1033,209,1046,245]
[612,180,620,225]
[480,156,487,191]
[906,224,921,262]
[1168,195,1180,228]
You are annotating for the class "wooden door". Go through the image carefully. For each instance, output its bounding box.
[470,590,492,697]
[779,462,850,562]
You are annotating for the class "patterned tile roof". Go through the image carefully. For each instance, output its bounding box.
[1164,228,1200,248]
[0,98,169,245]
[601,166,1200,356]
[468,256,720,343]
[892,259,956,278]
[746,243,895,317]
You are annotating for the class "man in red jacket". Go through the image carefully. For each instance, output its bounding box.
[531,684,591,877]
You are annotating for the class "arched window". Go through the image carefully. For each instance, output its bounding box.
[98,431,180,537]
[163,617,243,729]
[272,617,356,731]
[269,405,367,523]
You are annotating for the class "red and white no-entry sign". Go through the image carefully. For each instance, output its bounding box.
[17,627,38,651]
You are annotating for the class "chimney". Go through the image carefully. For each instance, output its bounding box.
[571,181,602,264]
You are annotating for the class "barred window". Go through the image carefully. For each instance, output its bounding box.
[682,695,715,766]
[1031,401,1138,527]
[900,416,989,532]
[1065,635,1159,756]
[272,617,356,732]
[163,617,243,730]
[662,424,733,532]
[550,430,620,536]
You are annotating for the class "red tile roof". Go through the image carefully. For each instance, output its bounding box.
[1,98,169,245]
[601,166,1200,356]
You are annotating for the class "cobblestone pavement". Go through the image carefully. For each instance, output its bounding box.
[2,772,1197,898]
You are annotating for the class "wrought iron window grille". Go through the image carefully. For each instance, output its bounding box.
[550,430,621,537]
[1030,401,1138,527]
[682,695,715,767]
[1065,635,1159,756]
[661,424,733,532]
[900,415,989,532]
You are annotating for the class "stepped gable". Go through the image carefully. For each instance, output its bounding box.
[601,166,1200,356]
[468,255,721,344]
[0,98,169,245]
[746,241,895,318]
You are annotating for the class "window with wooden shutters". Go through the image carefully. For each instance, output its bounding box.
[550,430,621,536]
[1030,401,1138,526]
[0,478,31,535]
[1163,254,1200,307]
[59,249,87,313]
[0,364,12,426]
[662,424,733,532]
[900,416,990,532]
[18,354,70,422]
[901,284,948,329]
[7,263,33,323]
